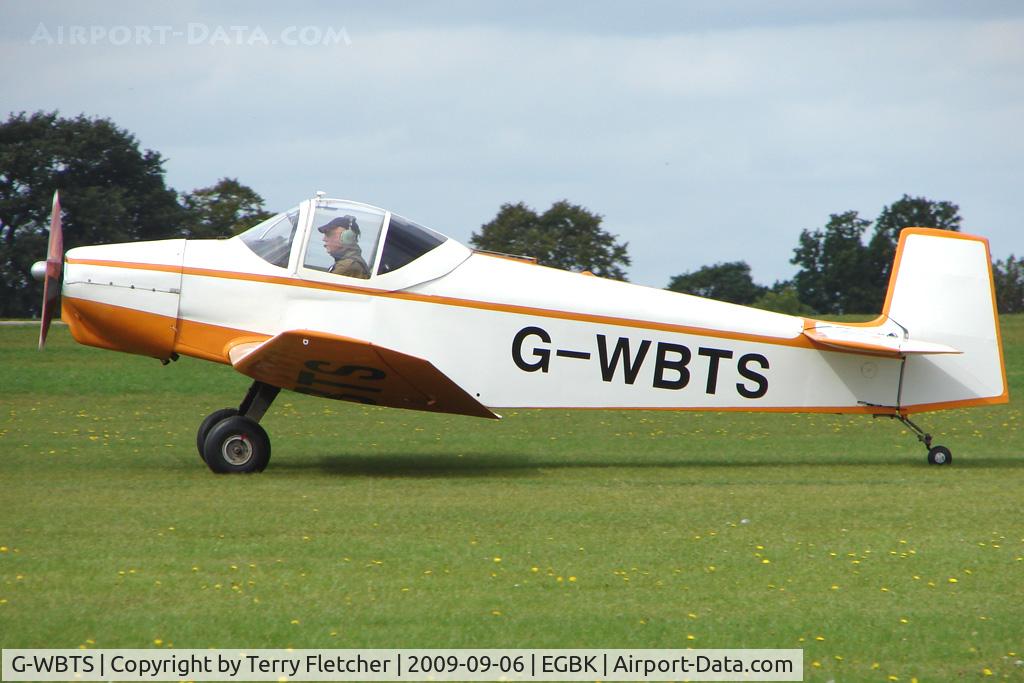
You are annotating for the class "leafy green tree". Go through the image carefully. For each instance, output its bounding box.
[864,195,961,310]
[751,282,817,315]
[471,201,630,280]
[666,261,766,305]
[993,255,1024,314]
[468,201,538,259]
[180,178,273,238]
[0,111,183,317]
[789,196,962,315]
[791,210,874,315]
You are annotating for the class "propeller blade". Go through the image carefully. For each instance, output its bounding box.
[38,191,64,350]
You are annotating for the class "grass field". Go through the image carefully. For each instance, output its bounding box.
[1,319,1022,681]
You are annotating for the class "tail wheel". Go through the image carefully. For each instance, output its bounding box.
[196,408,239,461]
[927,445,952,466]
[203,415,271,474]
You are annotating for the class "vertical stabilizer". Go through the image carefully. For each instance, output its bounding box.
[883,229,1007,411]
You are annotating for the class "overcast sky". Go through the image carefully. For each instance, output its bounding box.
[2,1,1022,288]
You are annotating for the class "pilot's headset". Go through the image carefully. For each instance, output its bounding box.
[340,215,360,245]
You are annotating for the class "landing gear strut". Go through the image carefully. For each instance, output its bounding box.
[892,414,953,466]
[198,381,280,473]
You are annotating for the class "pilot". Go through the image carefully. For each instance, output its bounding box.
[319,215,370,279]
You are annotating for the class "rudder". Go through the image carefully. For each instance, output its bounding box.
[884,228,1008,412]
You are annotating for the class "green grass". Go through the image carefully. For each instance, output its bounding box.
[1,318,1023,681]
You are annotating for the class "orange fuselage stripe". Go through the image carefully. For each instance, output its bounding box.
[67,257,819,350]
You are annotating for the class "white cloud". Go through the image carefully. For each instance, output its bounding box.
[2,2,1022,287]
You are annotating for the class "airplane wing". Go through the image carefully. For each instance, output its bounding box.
[228,330,499,419]
[803,324,961,357]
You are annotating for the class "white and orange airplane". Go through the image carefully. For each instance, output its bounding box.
[33,191,1008,473]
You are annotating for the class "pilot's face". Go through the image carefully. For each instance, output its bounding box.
[322,227,344,258]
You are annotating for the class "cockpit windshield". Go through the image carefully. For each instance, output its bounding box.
[239,208,300,268]
[303,201,386,279]
[240,197,456,281]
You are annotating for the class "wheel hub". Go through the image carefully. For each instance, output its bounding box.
[222,434,253,466]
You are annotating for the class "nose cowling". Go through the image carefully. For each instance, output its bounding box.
[61,240,185,361]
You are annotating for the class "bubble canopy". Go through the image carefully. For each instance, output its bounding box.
[237,198,453,282]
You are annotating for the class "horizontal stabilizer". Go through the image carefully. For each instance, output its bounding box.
[803,324,961,357]
[228,330,499,419]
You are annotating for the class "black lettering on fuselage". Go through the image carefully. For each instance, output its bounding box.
[510,327,770,399]
[736,353,769,398]
[653,342,691,389]
[512,326,552,372]
[698,347,734,394]
[597,335,651,384]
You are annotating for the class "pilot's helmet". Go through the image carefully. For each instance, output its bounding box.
[318,215,361,238]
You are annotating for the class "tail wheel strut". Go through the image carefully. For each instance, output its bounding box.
[892,414,952,466]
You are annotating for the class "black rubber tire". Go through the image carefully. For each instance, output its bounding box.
[202,415,271,474]
[927,445,952,466]
[196,408,239,460]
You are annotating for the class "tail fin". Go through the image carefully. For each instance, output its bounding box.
[885,228,1008,412]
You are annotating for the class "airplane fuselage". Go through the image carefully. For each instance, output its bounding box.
[62,233,909,415]
[47,195,1006,471]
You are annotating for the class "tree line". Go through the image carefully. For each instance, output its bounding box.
[673,198,1022,315]
[473,194,1022,316]
[668,196,968,315]
[2,111,1021,318]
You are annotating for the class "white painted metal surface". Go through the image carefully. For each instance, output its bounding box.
[60,197,1007,417]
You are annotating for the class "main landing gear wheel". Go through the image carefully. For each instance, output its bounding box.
[198,381,281,474]
[927,445,952,466]
[196,408,239,461]
[202,415,271,474]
